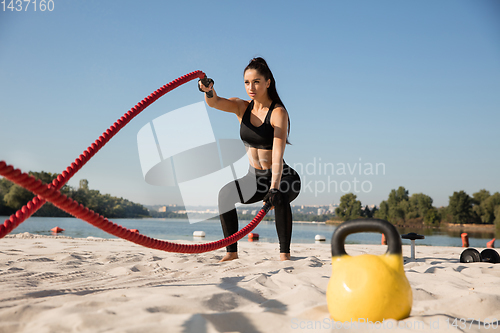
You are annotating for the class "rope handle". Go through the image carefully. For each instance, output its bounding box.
[199,75,214,98]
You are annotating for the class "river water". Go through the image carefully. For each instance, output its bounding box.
[2,216,496,249]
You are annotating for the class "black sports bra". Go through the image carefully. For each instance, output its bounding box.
[240,100,276,150]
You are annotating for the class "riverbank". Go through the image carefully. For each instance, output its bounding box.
[444,223,496,232]
[326,219,497,233]
[1,233,499,332]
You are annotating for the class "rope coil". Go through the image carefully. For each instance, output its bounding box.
[0,71,270,253]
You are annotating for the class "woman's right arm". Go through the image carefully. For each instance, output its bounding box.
[199,80,247,118]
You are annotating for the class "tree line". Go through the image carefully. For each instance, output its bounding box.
[0,172,149,218]
[335,187,500,229]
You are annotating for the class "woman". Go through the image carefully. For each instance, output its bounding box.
[199,57,301,261]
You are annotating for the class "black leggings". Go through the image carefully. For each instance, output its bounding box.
[218,164,301,253]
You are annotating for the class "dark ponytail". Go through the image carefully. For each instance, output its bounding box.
[244,57,291,144]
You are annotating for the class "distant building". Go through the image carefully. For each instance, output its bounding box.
[158,206,167,212]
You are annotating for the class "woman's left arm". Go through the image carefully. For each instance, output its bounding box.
[270,107,289,190]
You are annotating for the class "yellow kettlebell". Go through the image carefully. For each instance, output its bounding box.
[327,219,412,322]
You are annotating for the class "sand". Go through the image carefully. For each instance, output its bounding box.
[1,233,500,333]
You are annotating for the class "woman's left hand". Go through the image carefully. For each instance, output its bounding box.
[263,188,282,209]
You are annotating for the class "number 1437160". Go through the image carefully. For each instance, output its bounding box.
[2,0,54,11]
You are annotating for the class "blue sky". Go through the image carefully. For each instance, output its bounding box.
[1,0,499,208]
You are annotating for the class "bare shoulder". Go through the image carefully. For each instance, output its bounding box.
[212,97,248,117]
[227,97,250,118]
[270,104,289,126]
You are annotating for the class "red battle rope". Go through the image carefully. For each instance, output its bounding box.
[0,71,270,253]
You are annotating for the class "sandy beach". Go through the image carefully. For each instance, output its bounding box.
[1,233,499,333]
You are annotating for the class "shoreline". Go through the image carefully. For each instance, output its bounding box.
[326,219,497,232]
[2,232,494,248]
[444,223,496,232]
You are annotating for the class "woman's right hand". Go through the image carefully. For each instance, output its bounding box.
[198,78,214,93]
